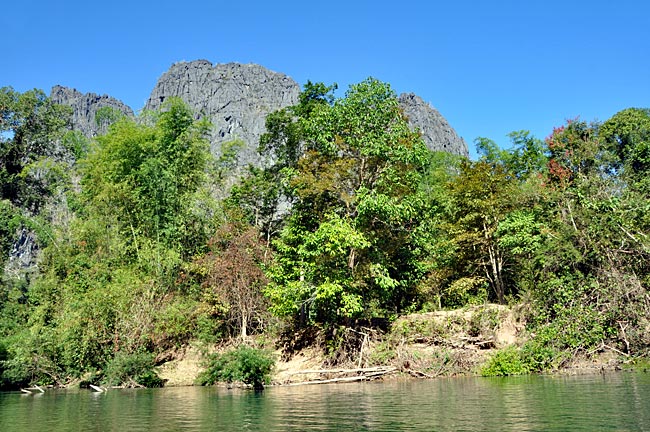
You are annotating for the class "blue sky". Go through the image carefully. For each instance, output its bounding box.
[3,0,649,159]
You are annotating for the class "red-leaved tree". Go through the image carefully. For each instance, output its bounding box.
[197,223,270,340]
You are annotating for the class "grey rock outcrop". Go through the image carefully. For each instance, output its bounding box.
[50,60,468,166]
[398,93,468,157]
[50,85,134,138]
[145,60,301,168]
[3,228,39,283]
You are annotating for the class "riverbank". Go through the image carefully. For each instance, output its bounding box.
[155,304,631,387]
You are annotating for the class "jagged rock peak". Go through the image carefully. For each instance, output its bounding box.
[145,60,301,167]
[145,60,300,111]
[50,85,134,138]
[398,93,468,157]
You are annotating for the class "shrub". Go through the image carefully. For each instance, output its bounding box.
[197,345,274,389]
[444,277,488,308]
[480,346,530,376]
[102,352,163,388]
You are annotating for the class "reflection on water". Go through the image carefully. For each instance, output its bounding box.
[1,373,649,431]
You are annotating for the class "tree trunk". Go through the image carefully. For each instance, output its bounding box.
[484,219,505,304]
[241,314,248,341]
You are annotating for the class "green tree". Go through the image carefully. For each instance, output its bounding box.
[0,87,72,212]
[428,132,548,307]
[444,160,516,304]
[600,108,650,191]
[82,97,211,260]
[521,116,650,362]
[229,81,338,243]
[2,98,215,385]
[264,78,431,325]
[95,106,127,136]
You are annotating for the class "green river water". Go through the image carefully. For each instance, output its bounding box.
[1,372,649,431]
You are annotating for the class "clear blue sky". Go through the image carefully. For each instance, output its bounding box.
[3,0,649,159]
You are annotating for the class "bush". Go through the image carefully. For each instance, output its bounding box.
[443,277,488,308]
[197,345,274,389]
[102,352,164,388]
[480,346,530,376]
[0,342,8,388]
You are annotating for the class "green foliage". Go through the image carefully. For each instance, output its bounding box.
[0,342,7,387]
[153,298,199,348]
[477,131,548,180]
[600,107,650,180]
[95,106,126,134]
[0,87,72,212]
[437,159,517,304]
[0,97,218,388]
[0,200,23,264]
[368,341,396,365]
[436,110,649,368]
[1,78,649,387]
[263,78,432,326]
[62,130,91,160]
[214,139,245,181]
[197,345,275,389]
[518,114,650,364]
[444,277,488,308]
[481,346,530,376]
[83,97,211,257]
[102,351,163,388]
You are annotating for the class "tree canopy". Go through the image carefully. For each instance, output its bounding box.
[1,83,649,388]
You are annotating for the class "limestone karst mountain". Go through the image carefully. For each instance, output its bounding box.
[52,60,468,165]
[145,60,300,168]
[50,85,134,138]
[399,93,468,158]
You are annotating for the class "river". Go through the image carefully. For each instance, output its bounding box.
[1,372,649,431]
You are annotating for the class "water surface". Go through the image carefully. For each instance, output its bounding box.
[1,372,649,431]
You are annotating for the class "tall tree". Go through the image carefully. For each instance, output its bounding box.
[264,78,431,324]
[82,97,211,260]
[0,87,72,211]
[444,160,515,304]
[3,98,215,384]
[600,108,650,191]
[194,221,270,340]
[229,81,338,243]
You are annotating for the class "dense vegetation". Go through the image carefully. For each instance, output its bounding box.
[0,81,648,388]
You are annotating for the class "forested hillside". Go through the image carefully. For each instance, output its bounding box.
[1,79,648,388]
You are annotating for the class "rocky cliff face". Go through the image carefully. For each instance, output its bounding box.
[145,60,301,168]
[51,60,468,165]
[3,228,39,282]
[50,85,134,138]
[143,60,468,166]
[398,93,468,157]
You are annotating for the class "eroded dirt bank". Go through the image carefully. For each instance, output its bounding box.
[157,304,626,387]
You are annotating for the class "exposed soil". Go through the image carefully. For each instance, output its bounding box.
[156,344,204,387]
[156,304,627,386]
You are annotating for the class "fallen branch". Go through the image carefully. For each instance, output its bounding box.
[587,342,630,358]
[458,336,495,348]
[282,365,397,385]
[23,385,46,393]
[288,366,396,375]
[406,369,434,379]
[286,375,371,386]
[603,344,630,357]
